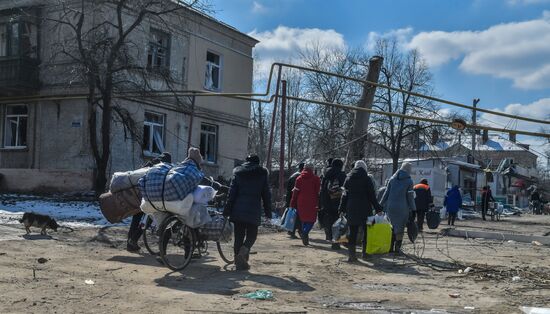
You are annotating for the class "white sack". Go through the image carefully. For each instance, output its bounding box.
[192,185,218,204]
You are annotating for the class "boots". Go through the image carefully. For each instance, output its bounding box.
[126,239,140,252]
[235,246,250,271]
[301,233,309,246]
[389,233,396,253]
[394,240,403,255]
[348,246,358,263]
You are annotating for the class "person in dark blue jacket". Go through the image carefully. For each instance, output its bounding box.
[224,154,272,271]
[444,186,462,226]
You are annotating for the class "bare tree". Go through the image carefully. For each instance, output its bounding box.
[369,38,437,172]
[43,0,209,194]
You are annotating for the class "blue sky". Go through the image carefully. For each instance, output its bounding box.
[210,0,550,152]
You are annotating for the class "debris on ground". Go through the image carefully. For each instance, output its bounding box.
[520,306,550,314]
[84,279,95,285]
[37,258,48,264]
[532,241,543,246]
[448,293,460,298]
[240,289,273,300]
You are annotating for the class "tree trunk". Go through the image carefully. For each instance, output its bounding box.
[348,56,383,163]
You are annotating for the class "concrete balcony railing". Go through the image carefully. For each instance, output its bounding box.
[0,56,40,93]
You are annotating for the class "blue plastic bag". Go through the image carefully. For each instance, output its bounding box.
[281,208,297,231]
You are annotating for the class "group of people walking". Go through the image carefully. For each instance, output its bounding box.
[223,155,447,268]
[127,150,472,271]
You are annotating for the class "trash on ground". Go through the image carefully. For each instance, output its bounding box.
[512,276,521,282]
[507,240,516,243]
[520,306,550,314]
[464,267,473,274]
[84,279,95,285]
[449,293,460,298]
[458,269,463,274]
[37,258,48,264]
[464,306,476,310]
[532,241,543,246]
[240,289,273,300]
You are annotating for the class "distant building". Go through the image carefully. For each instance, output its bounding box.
[0,1,258,193]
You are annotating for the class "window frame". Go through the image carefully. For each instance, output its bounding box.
[0,19,38,58]
[3,104,28,149]
[204,50,223,91]
[143,111,165,156]
[200,123,218,164]
[147,28,171,71]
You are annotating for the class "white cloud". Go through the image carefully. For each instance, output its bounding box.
[407,12,550,89]
[366,27,413,52]
[249,26,346,79]
[251,1,267,14]
[479,98,550,166]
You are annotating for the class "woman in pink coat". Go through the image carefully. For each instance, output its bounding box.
[290,163,321,246]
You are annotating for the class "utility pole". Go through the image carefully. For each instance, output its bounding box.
[278,80,287,201]
[472,98,480,213]
[471,98,480,157]
[266,65,282,171]
[348,56,383,165]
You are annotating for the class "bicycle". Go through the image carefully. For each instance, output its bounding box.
[158,210,234,271]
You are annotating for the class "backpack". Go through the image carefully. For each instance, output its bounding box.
[328,178,342,200]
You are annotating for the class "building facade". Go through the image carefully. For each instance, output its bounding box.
[0,1,258,193]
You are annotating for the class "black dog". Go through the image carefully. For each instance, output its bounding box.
[19,213,59,235]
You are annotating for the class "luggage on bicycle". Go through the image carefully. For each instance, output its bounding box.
[110,167,149,193]
[138,160,204,202]
[365,221,392,254]
[99,187,141,223]
[192,185,218,204]
[199,214,233,242]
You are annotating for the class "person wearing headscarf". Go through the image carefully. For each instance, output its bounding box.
[224,154,272,271]
[320,159,346,244]
[285,162,305,239]
[444,185,462,226]
[380,162,416,254]
[290,162,321,246]
[339,160,383,262]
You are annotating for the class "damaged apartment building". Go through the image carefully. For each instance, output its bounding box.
[0,1,258,193]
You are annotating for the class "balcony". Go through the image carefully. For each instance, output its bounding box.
[0,56,40,94]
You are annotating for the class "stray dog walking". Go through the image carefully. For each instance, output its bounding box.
[19,213,59,235]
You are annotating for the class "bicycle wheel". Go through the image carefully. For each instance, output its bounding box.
[160,216,196,271]
[143,216,160,256]
[216,241,234,264]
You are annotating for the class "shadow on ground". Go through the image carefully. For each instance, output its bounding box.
[154,263,315,295]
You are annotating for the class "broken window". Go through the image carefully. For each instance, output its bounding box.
[0,21,38,58]
[3,105,28,148]
[200,123,218,163]
[147,29,170,70]
[143,111,165,155]
[205,51,222,91]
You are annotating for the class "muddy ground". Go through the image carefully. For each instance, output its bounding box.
[0,215,549,314]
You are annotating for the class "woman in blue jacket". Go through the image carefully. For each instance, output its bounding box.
[444,186,462,226]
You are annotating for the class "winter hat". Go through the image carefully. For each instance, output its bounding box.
[420,178,428,185]
[188,147,203,165]
[354,160,368,172]
[298,162,305,171]
[246,154,260,164]
[304,162,314,170]
[401,162,412,174]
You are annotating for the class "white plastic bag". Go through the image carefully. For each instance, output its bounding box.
[458,209,463,220]
[440,206,447,219]
[192,185,218,204]
[367,214,390,225]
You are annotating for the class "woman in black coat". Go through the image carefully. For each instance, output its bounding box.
[339,160,383,262]
[224,155,272,271]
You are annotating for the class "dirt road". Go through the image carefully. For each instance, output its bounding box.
[1,215,549,313]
